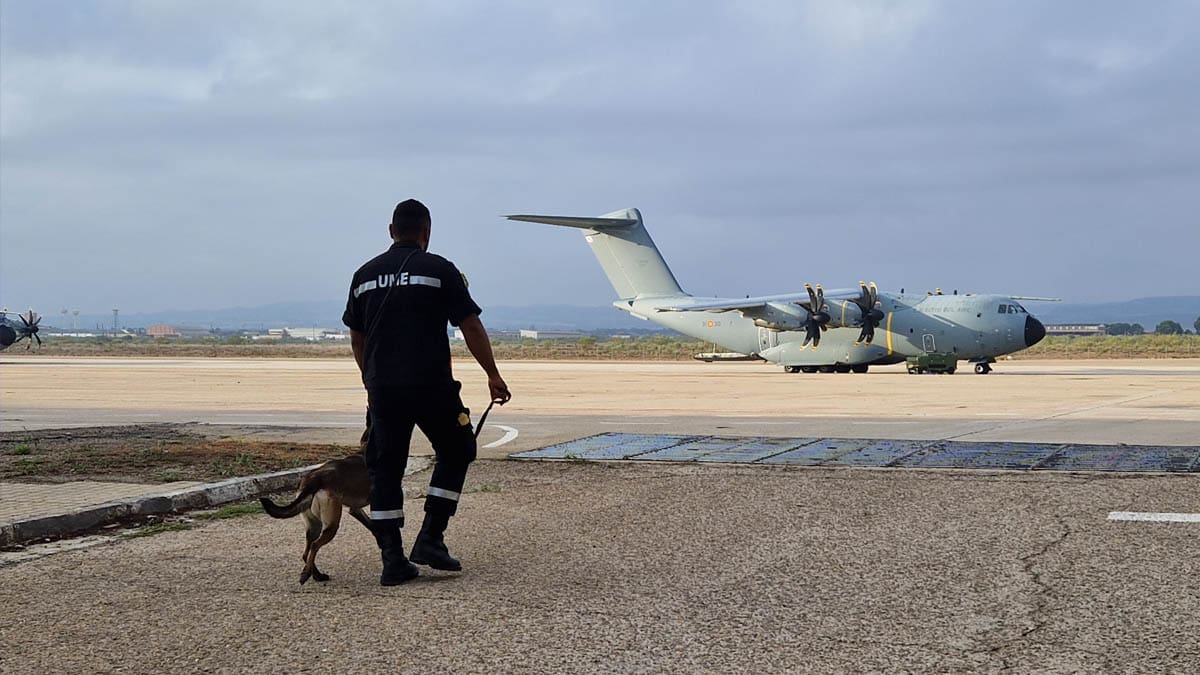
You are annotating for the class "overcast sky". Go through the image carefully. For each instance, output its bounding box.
[2,1,1197,318]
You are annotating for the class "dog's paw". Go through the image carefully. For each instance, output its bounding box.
[313,571,331,583]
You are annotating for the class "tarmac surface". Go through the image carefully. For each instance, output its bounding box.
[2,461,1198,672]
[1,356,1198,671]
[4,357,1200,451]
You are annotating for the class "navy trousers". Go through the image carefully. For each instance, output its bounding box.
[364,381,477,527]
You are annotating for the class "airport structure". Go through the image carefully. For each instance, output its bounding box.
[519,329,585,340]
[1046,324,1106,336]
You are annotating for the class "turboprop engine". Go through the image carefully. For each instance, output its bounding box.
[750,302,807,331]
[823,282,887,344]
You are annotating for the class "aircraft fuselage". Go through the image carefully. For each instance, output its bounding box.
[626,292,1045,367]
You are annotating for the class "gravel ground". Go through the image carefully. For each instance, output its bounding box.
[1,459,1197,673]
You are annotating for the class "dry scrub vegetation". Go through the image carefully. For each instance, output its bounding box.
[10,334,1199,360]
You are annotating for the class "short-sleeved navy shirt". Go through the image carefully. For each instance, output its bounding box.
[343,242,481,389]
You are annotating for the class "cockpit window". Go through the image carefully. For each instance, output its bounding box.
[998,304,1009,314]
[1013,303,1027,314]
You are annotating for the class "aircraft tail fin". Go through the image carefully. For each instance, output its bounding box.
[507,208,686,300]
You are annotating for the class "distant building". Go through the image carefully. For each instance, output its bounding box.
[1046,324,1106,336]
[146,323,180,338]
[281,327,344,341]
[519,329,584,340]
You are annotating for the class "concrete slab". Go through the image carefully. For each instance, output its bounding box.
[516,433,1200,472]
[0,480,202,523]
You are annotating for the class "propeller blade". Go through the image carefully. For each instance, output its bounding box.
[850,281,885,345]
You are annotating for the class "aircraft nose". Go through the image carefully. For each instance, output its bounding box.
[1025,315,1046,347]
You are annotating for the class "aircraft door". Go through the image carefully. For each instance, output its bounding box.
[758,327,779,353]
[922,333,936,353]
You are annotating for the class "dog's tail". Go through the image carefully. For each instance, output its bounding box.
[259,478,319,519]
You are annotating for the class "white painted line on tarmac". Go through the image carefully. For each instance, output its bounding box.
[483,425,519,448]
[1108,512,1200,523]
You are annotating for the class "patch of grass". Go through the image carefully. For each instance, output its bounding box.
[470,483,503,494]
[1020,334,1200,359]
[12,457,42,474]
[137,444,169,462]
[208,452,265,477]
[126,522,193,538]
[0,425,354,483]
[192,502,264,520]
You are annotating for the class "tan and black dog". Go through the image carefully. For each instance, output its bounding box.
[260,430,372,584]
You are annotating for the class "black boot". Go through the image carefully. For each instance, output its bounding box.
[372,524,419,586]
[410,512,461,571]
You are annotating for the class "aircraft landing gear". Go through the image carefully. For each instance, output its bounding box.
[785,365,868,374]
[975,362,992,375]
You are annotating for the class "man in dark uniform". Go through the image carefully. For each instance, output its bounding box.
[343,199,510,586]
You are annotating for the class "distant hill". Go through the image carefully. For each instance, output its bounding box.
[34,296,1200,333]
[1032,296,1200,328]
[57,301,656,332]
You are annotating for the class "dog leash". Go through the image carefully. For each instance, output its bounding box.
[473,391,509,440]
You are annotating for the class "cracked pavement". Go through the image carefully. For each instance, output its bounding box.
[2,460,1197,673]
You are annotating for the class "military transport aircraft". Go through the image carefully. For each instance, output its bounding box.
[0,309,42,351]
[508,209,1048,374]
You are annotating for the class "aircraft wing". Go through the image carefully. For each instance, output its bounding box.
[656,289,861,313]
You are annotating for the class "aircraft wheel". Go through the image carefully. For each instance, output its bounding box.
[835,365,852,374]
[818,366,837,374]
[784,366,798,373]
[851,364,869,374]
[975,363,992,375]
[800,366,818,373]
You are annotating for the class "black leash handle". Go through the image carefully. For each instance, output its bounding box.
[473,391,509,440]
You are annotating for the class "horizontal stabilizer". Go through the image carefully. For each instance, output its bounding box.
[508,208,685,299]
[506,214,638,230]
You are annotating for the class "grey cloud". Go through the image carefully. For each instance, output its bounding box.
[2,1,1198,317]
